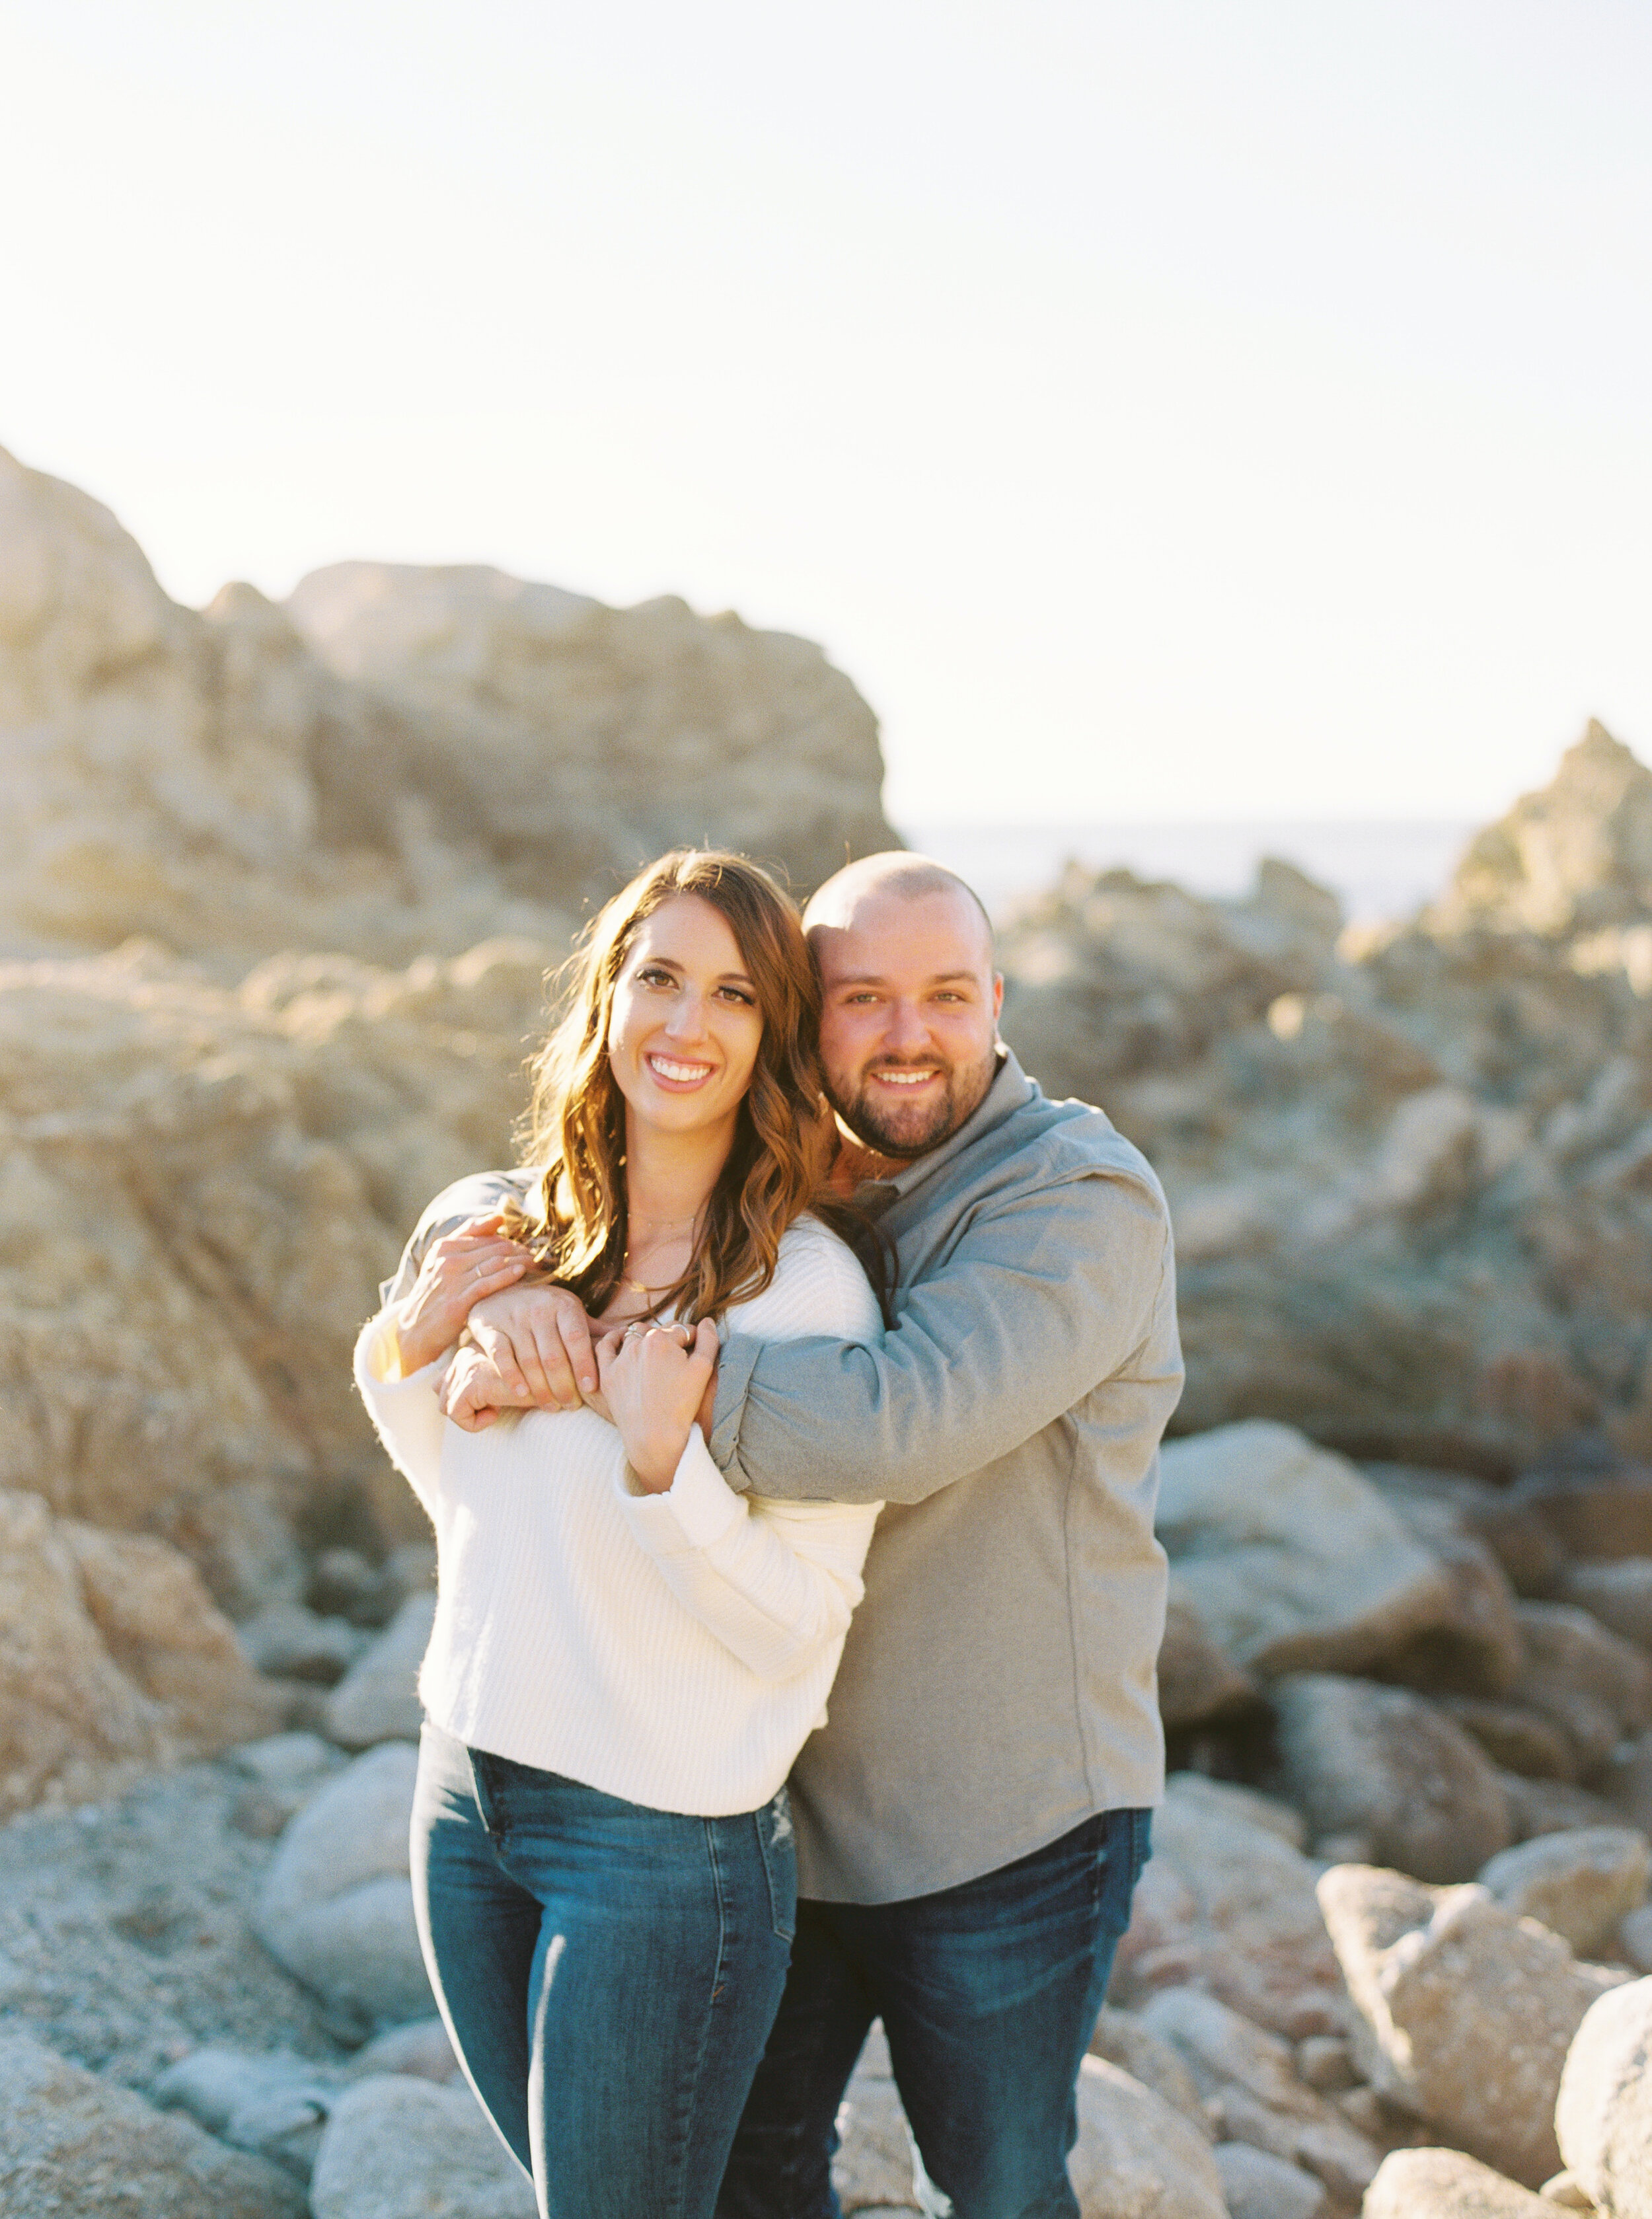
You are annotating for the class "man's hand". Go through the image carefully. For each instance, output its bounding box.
[598,1320,720,1493]
[392,1215,529,1376]
[466,1285,603,1413]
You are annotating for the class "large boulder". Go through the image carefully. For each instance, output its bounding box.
[1555,1975,1652,2218]
[1317,1863,1628,2185]
[0,2027,305,2218]
[1214,2141,1326,2218]
[1154,1423,1458,1677]
[1363,2146,1556,2216]
[1269,1673,1511,1880]
[254,1742,431,2027]
[0,1487,283,1819]
[322,1593,434,1750]
[1509,1601,1652,1775]
[1109,1772,1345,2038]
[1558,1558,1652,1650]
[1066,2058,1228,2219]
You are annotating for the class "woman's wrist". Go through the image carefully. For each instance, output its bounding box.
[391,1300,456,1377]
[626,1428,691,1495]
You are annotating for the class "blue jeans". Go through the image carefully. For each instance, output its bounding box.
[714,1807,1152,2219]
[410,1723,797,2219]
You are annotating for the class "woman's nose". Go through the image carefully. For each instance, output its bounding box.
[663,991,710,1039]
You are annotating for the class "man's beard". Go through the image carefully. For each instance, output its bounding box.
[827,1047,998,1160]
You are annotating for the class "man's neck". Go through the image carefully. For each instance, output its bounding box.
[828,1135,917,1193]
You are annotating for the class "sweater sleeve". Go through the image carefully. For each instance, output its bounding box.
[352,1312,449,1524]
[615,1224,883,1680]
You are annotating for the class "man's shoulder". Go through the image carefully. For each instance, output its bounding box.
[970,1082,1168,1215]
[407,1168,537,1251]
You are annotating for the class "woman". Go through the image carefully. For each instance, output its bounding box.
[354,850,884,2219]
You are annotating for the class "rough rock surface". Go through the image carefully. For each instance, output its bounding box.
[1478,1826,1651,1955]
[253,1743,430,2028]
[1088,2007,1211,2138]
[1110,1772,1345,2037]
[0,1487,284,1819]
[308,2075,535,2219]
[1213,2139,1326,2219]
[1154,1422,1457,1676]
[1269,1673,1511,1881]
[1554,1975,1652,2218]
[1363,2146,1556,2216]
[1065,2057,1229,2219]
[1317,1863,1627,2185]
[0,2025,306,2218]
[1510,1601,1652,1775]
[1558,1558,1652,1650]
[1157,1583,1261,1728]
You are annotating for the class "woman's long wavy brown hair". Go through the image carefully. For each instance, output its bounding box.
[502,849,880,1325]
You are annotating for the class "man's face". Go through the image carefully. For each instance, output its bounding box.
[811,887,1004,1160]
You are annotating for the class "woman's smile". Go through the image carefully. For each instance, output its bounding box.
[607,895,765,1139]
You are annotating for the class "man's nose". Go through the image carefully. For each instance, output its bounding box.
[883,999,932,1055]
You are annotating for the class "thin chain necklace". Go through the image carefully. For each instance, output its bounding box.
[621,1206,702,1298]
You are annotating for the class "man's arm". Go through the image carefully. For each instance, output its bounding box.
[709,1169,1178,1506]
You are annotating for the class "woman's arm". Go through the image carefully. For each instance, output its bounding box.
[352,1316,450,1520]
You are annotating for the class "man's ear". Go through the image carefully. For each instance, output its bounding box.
[992,972,1005,1024]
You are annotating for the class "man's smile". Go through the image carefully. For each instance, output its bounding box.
[868,1066,942,1089]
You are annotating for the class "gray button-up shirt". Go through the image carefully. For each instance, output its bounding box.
[710,1050,1182,1904]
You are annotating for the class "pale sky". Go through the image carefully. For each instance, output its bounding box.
[3,1,1649,825]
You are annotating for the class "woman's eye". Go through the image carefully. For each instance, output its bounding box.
[718,987,757,1006]
[637,967,676,988]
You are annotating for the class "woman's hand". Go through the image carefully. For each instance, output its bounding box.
[597,1319,720,1493]
[467,1286,604,1413]
[439,1345,529,1432]
[391,1215,530,1375]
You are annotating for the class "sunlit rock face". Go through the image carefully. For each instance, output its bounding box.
[0,447,895,973]
[997,729,1652,1474]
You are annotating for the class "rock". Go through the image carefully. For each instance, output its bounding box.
[1501,1774,1626,1842]
[228,1730,347,1793]
[240,1602,369,1684]
[1156,1768,1308,1848]
[1137,1985,1380,2202]
[1621,1904,1652,1973]
[1269,1673,1511,1881]
[1511,1602,1652,1776]
[1538,2173,1597,2209]
[1109,1772,1347,2038]
[1517,1464,1652,1563]
[0,2026,305,2216]
[1363,1464,1568,1599]
[1445,1697,1579,1780]
[1153,1423,1458,1676]
[1088,2006,1211,2138]
[344,2018,461,2085]
[253,1742,431,2027]
[1157,1583,1261,1728]
[1559,1560,1652,1651]
[322,1593,435,1749]
[1296,2035,1357,2092]
[1478,1828,1650,1955]
[1317,1863,1628,2185]
[1213,2140,1326,2218]
[1066,2057,1228,2219]
[0,1487,285,1820]
[1371,1506,1526,1698]
[153,2045,342,2179]
[308,2075,535,2219]
[1364,2146,1557,2216]
[1555,1976,1652,2218]
[832,2022,918,2210]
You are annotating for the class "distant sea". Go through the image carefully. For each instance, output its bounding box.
[899,819,1476,928]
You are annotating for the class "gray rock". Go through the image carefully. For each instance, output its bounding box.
[153,2045,342,2179]
[1213,2140,1326,2218]
[1066,2058,1228,2219]
[1364,2146,1556,2216]
[1295,2035,1356,2091]
[1318,1863,1628,2186]
[309,2075,534,2218]
[1512,1602,1652,1774]
[832,2023,919,2211]
[0,2027,305,2217]
[1157,1583,1261,1728]
[1478,1826,1650,1955]
[1558,1559,1652,1651]
[1445,1696,1579,1781]
[228,1731,347,1792]
[1555,1975,1652,2218]
[1159,1768,1308,1849]
[1500,1772,1625,1843]
[1109,1771,1346,2039]
[1515,1466,1652,1562]
[253,1741,432,2025]
[1620,1902,1652,1973]
[1154,1421,1458,1676]
[322,1594,435,1750]
[344,2017,461,2084]
[1270,1673,1511,1882]
[1363,1465,1567,1598]
[240,1601,369,1685]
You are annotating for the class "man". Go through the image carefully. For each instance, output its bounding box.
[391,855,1180,2218]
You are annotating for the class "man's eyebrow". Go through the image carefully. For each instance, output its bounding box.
[830,970,981,987]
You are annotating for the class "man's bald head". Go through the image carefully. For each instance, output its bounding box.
[804,852,995,957]
[804,852,1003,1162]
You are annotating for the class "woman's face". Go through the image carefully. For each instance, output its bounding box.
[607,895,765,1145]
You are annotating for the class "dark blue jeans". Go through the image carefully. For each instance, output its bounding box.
[410,1723,797,2219]
[715,1807,1152,2219]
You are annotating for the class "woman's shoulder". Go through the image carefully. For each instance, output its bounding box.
[729,1214,882,1341]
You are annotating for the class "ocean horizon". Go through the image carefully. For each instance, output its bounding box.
[899,818,1477,928]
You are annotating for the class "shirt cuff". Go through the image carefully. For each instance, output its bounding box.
[353,1314,449,1396]
[708,1332,763,1493]
[619,1431,745,1555]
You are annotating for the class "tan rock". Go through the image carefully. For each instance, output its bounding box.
[1157,1583,1260,1728]
[309,2076,534,2219]
[1558,1560,1652,1651]
[0,2027,305,2217]
[1088,2006,1211,2138]
[1478,1828,1651,1956]
[1271,1673,1511,1882]
[1155,1422,1458,1678]
[1066,2058,1228,2219]
[1555,1975,1652,2218]
[1318,1863,1628,2185]
[1511,1603,1652,1774]
[1364,2146,1556,2216]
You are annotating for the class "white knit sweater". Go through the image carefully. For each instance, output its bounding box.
[354,1216,883,1817]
